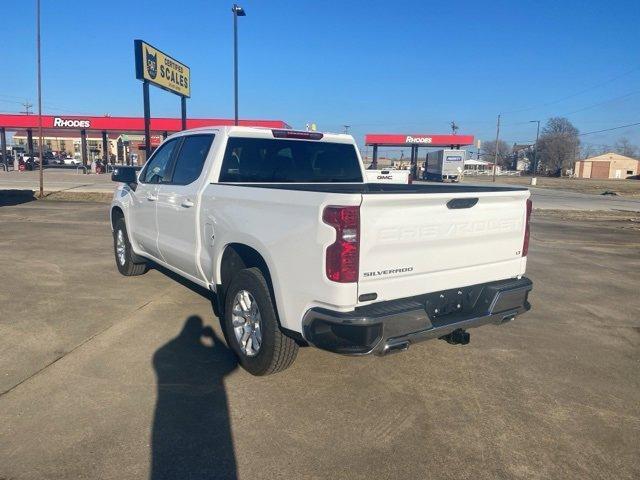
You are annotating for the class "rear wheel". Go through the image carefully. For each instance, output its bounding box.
[223,268,298,376]
[113,217,147,276]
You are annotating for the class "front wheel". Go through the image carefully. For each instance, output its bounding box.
[223,268,298,376]
[113,217,147,276]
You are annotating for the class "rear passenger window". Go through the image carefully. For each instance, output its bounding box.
[170,135,214,185]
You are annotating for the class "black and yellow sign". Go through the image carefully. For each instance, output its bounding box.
[134,40,190,97]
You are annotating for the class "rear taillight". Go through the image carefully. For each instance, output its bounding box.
[323,206,360,282]
[522,198,532,256]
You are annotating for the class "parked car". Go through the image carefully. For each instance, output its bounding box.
[62,156,81,165]
[42,152,63,165]
[110,126,533,375]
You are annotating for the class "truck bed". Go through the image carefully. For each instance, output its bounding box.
[214,182,528,194]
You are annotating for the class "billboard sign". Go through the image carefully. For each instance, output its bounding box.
[134,40,190,97]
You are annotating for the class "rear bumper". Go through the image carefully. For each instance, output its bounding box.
[301,277,532,355]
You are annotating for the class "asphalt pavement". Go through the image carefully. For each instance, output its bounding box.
[518,185,639,211]
[0,200,638,479]
[0,168,117,193]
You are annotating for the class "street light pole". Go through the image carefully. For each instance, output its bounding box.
[36,0,44,198]
[232,4,246,126]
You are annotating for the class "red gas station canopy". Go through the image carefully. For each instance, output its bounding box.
[0,114,290,134]
[365,133,474,147]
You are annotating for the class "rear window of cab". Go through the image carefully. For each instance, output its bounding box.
[219,137,363,183]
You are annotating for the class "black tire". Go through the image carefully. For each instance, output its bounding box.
[223,267,298,376]
[113,217,147,276]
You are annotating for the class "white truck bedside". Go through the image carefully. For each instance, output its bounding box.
[110,126,533,376]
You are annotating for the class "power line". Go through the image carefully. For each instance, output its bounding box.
[0,99,25,106]
[559,90,640,117]
[500,65,640,115]
[578,122,640,136]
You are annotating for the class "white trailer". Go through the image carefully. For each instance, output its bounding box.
[424,149,467,182]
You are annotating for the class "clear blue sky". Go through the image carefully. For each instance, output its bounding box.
[2,0,639,153]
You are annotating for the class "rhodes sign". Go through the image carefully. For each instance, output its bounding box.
[52,117,91,128]
[134,40,190,98]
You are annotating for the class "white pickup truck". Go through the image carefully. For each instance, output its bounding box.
[111,126,533,375]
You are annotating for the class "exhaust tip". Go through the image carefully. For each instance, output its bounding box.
[381,340,410,355]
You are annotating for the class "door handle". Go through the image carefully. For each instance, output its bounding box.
[146,194,157,201]
[181,199,195,208]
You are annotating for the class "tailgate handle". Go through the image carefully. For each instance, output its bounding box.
[447,198,478,209]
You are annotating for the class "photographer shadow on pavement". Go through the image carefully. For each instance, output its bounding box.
[151,315,239,480]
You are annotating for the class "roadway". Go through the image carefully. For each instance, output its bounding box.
[1,169,640,211]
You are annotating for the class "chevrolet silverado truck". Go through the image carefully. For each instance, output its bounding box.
[110,126,533,376]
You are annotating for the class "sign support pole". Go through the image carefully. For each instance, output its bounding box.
[102,130,109,165]
[1,128,6,167]
[410,145,418,181]
[80,129,88,167]
[143,80,151,161]
[181,96,187,131]
[27,129,34,156]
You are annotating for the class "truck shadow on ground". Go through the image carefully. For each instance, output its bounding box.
[151,315,239,480]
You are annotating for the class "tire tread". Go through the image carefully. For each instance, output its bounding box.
[225,267,298,375]
[114,218,148,276]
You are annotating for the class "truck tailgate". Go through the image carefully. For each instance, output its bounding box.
[358,189,529,302]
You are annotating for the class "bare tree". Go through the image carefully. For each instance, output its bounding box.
[598,144,612,155]
[482,139,511,167]
[581,144,597,159]
[614,137,639,158]
[537,117,580,175]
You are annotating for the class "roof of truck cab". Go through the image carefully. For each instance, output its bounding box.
[225,126,355,143]
[166,126,356,144]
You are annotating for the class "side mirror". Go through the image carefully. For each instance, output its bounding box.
[111,166,138,187]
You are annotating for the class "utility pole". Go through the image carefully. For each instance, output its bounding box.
[21,100,33,115]
[36,0,44,198]
[492,114,501,182]
[450,121,459,135]
[530,120,540,180]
